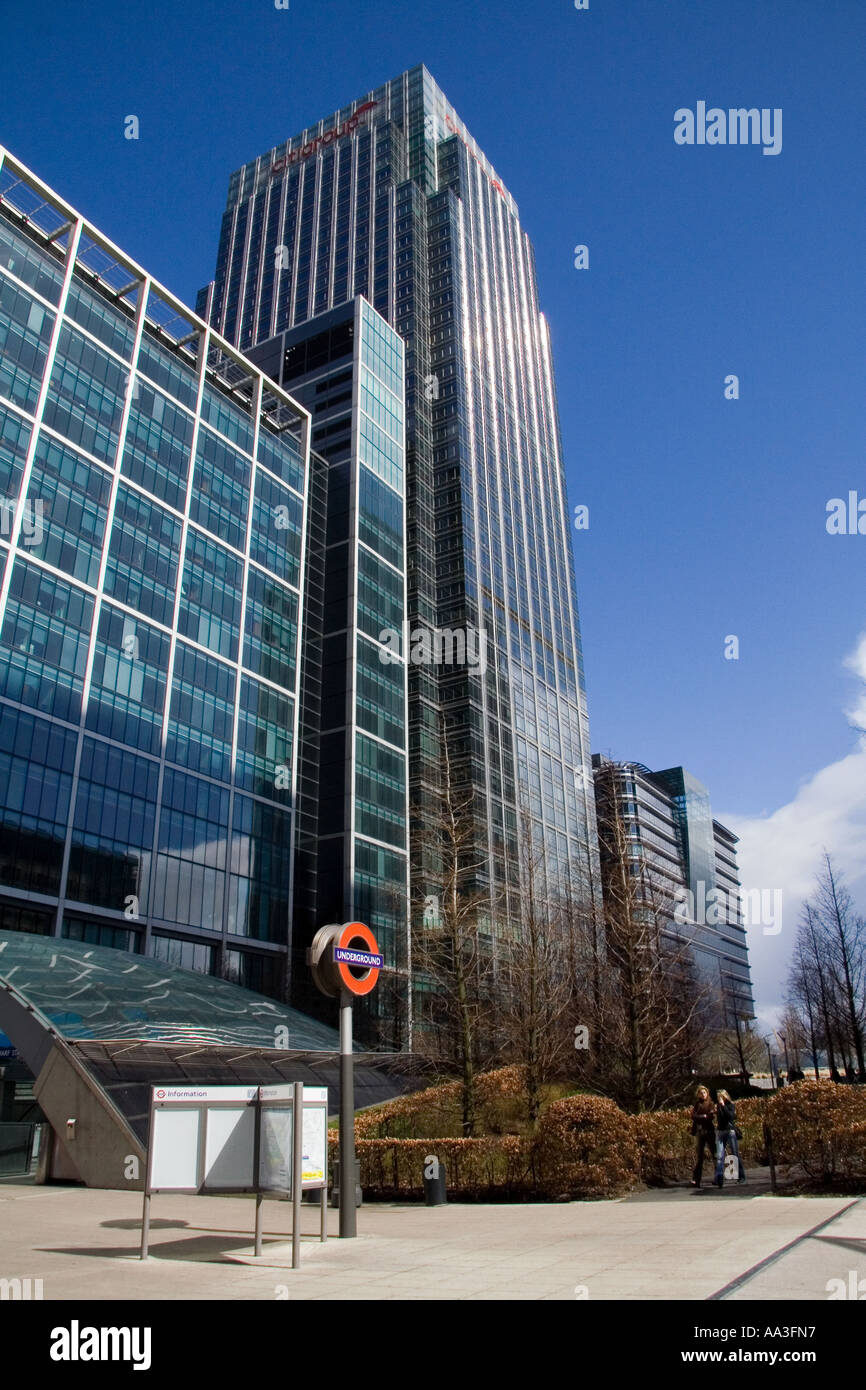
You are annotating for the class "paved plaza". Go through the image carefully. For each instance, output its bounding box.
[0,1179,863,1301]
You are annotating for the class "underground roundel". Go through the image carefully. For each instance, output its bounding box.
[308,921,383,998]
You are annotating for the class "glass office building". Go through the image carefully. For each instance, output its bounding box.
[249,299,410,1045]
[199,65,602,1035]
[0,148,314,1000]
[592,756,755,1026]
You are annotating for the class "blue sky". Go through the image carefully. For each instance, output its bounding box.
[2,0,864,1018]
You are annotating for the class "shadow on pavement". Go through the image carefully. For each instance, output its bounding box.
[626,1167,776,1202]
[39,1234,259,1263]
[101,1218,189,1230]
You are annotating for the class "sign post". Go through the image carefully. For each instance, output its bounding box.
[308,921,382,1238]
[339,994,355,1238]
[292,1080,303,1268]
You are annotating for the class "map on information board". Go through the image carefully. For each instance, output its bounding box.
[258,1106,293,1192]
[302,1104,327,1185]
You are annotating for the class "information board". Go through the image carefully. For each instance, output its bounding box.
[258,1084,327,1191]
[150,1107,200,1191]
[141,1082,331,1264]
[204,1105,256,1189]
[302,1103,328,1185]
[258,1106,293,1192]
[147,1084,328,1195]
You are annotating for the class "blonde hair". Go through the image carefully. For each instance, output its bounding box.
[718,1089,732,1105]
[695,1085,709,1101]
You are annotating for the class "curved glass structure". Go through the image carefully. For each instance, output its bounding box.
[0,929,340,1049]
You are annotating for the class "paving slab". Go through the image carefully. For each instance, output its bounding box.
[0,1182,861,1301]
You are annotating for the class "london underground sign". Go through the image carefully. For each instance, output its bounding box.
[306,922,382,1239]
[308,921,382,998]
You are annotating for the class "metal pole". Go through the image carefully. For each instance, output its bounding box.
[140,1090,155,1260]
[253,1090,263,1256]
[140,1190,151,1261]
[292,1081,303,1269]
[339,993,356,1238]
[254,1193,263,1258]
[320,1182,328,1242]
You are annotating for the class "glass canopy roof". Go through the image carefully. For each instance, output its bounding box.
[0,930,341,1051]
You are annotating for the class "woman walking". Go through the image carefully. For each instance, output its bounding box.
[714,1088,746,1187]
[690,1085,716,1188]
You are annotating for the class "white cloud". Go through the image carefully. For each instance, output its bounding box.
[721,632,866,1029]
[844,631,866,730]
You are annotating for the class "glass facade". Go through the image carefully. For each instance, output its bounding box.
[592,756,754,1025]
[200,65,602,1044]
[247,298,409,1046]
[0,149,312,1000]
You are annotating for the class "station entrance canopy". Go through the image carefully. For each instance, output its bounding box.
[0,931,402,1186]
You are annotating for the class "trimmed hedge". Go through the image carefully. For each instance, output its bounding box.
[764,1080,866,1183]
[334,1136,533,1200]
[355,1065,530,1139]
[534,1095,639,1198]
[336,1074,866,1200]
[632,1109,694,1184]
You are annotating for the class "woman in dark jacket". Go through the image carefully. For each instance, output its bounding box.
[714,1089,746,1187]
[690,1086,716,1187]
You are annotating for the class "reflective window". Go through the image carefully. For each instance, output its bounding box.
[64,278,136,360]
[149,932,213,975]
[355,732,406,848]
[86,605,170,754]
[0,705,76,894]
[0,561,93,721]
[152,769,229,932]
[68,739,159,912]
[26,435,111,586]
[249,470,302,586]
[200,383,254,455]
[104,486,181,627]
[136,335,199,411]
[43,324,126,463]
[356,636,404,746]
[178,531,242,660]
[166,642,236,783]
[358,464,403,568]
[62,918,139,952]
[234,675,293,802]
[0,408,30,505]
[190,425,250,551]
[121,380,193,511]
[0,220,65,304]
[228,794,292,942]
[0,278,55,411]
[257,421,304,496]
[356,546,403,642]
[242,568,298,690]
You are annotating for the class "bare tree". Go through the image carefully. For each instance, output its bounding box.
[410,732,499,1135]
[703,1012,765,1079]
[801,902,842,1077]
[593,771,713,1111]
[813,854,865,1078]
[497,810,579,1125]
[786,937,823,1079]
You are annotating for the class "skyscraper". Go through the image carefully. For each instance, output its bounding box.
[592,756,754,1028]
[250,299,411,1046]
[199,65,602,1040]
[0,147,315,998]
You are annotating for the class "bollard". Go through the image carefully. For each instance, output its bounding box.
[330,1157,362,1208]
[423,1155,447,1206]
